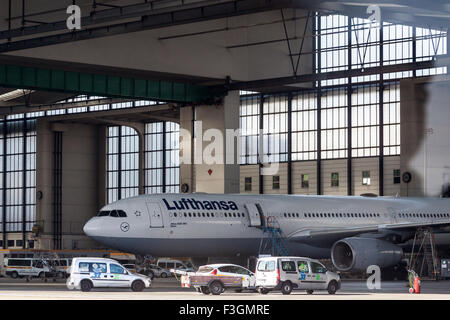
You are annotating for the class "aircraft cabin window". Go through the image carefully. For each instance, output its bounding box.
[174,213,177,217]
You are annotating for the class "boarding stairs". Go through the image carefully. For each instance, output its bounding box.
[258,216,289,256]
[408,227,440,280]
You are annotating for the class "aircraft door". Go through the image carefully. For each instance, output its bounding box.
[146,202,164,228]
[245,203,264,227]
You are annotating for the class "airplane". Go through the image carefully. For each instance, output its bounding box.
[83,193,450,274]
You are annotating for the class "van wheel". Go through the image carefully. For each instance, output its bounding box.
[10,271,18,279]
[258,288,269,295]
[131,280,145,292]
[80,279,93,292]
[209,281,224,295]
[327,281,338,295]
[306,290,314,295]
[200,286,210,295]
[281,281,293,295]
[160,272,168,278]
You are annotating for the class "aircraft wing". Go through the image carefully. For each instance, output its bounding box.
[287,219,450,242]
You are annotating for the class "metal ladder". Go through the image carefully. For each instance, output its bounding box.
[408,227,440,280]
[258,216,289,256]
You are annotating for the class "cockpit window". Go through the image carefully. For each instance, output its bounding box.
[97,210,127,217]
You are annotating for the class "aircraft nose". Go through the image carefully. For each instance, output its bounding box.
[83,218,101,236]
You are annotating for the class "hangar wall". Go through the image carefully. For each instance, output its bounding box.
[35,120,105,250]
[401,76,450,197]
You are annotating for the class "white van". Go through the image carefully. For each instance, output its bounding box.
[255,256,341,295]
[4,258,52,279]
[66,257,151,292]
[156,259,195,275]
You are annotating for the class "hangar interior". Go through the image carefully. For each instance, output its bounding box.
[0,0,448,251]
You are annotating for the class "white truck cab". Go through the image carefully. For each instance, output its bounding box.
[66,257,151,292]
[255,256,341,295]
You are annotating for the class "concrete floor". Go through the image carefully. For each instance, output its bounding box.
[0,277,449,300]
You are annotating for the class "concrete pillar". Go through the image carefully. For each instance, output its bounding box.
[179,91,240,194]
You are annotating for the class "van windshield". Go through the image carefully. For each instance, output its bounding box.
[257,260,276,272]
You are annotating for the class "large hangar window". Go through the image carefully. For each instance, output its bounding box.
[239,12,446,196]
[318,14,349,86]
[263,95,288,163]
[321,88,348,159]
[383,83,400,156]
[240,94,260,165]
[292,91,317,161]
[351,85,379,157]
[106,126,139,203]
[106,121,180,203]
[144,122,180,194]
[0,118,36,235]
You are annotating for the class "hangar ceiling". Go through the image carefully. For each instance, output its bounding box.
[0,0,448,111]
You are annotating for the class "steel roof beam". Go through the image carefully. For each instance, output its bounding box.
[0,63,223,103]
[225,56,450,91]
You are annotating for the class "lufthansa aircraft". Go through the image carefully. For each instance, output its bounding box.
[83,193,450,272]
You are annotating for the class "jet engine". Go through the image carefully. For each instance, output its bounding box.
[331,237,403,272]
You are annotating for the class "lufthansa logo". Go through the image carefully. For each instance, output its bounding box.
[120,222,130,232]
